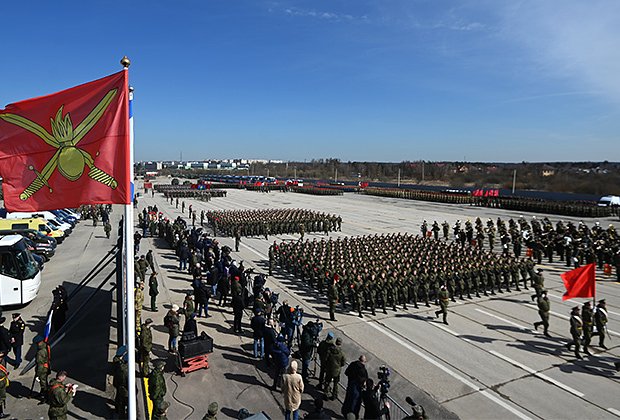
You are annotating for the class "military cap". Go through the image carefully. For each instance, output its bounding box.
[144,318,153,325]
[598,299,606,305]
[208,402,219,415]
[12,313,20,318]
[571,306,580,313]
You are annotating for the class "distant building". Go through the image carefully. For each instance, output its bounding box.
[542,165,555,177]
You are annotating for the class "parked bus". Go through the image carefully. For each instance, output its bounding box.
[0,235,42,306]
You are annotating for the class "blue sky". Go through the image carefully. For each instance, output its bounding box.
[1,0,619,162]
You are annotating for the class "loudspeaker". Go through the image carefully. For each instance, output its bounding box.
[179,333,213,358]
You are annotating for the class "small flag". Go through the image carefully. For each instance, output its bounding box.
[44,309,54,342]
[0,71,130,211]
[561,263,596,301]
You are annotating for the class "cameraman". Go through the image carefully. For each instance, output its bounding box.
[361,379,389,420]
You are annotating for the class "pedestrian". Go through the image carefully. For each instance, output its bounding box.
[164,305,181,353]
[342,355,368,418]
[234,228,241,252]
[112,346,128,417]
[317,332,335,391]
[34,335,50,400]
[139,319,153,376]
[0,351,9,419]
[149,272,159,311]
[298,322,315,385]
[565,306,583,359]
[251,310,266,359]
[148,360,167,414]
[47,370,76,420]
[282,360,305,420]
[271,335,290,391]
[434,285,450,325]
[183,312,198,337]
[195,279,210,318]
[594,299,609,349]
[533,291,551,337]
[9,313,26,369]
[202,402,219,420]
[324,338,346,401]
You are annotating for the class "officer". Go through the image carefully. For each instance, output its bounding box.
[594,299,609,349]
[140,319,154,376]
[323,337,346,400]
[34,335,51,400]
[565,306,583,359]
[48,370,76,420]
[581,301,593,356]
[234,227,241,252]
[149,272,159,312]
[112,346,128,416]
[327,276,338,322]
[148,360,167,413]
[9,313,25,368]
[533,291,551,337]
[434,284,450,325]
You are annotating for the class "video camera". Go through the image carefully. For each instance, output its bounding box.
[377,365,391,397]
[303,319,323,341]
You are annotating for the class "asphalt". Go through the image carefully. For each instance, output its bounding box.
[2,178,620,420]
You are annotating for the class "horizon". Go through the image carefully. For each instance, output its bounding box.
[1,1,619,162]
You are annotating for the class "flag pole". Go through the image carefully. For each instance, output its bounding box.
[121,56,137,420]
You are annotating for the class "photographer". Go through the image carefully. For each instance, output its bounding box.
[299,321,320,385]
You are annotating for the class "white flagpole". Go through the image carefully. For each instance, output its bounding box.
[121,56,137,420]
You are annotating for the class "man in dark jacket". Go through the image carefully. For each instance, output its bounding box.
[317,332,335,390]
[231,277,245,333]
[0,317,14,368]
[250,310,266,358]
[194,279,210,318]
[299,322,316,385]
[270,335,290,390]
[9,313,25,368]
[324,338,346,400]
[342,355,368,418]
[263,321,278,367]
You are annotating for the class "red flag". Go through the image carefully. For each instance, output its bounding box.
[561,263,595,300]
[0,71,130,211]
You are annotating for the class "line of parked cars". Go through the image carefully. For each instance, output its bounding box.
[0,208,81,268]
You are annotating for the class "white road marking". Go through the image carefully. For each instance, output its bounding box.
[547,293,620,317]
[240,241,268,260]
[366,321,533,420]
[475,308,535,333]
[434,323,459,336]
[607,408,620,417]
[489,350,585,397]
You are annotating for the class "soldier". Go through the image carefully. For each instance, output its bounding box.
[34,335,50,400]
[9,313,25,368]
[104,221,112,239]
[135,281,145,332]
[181,201,185,214]
[594,299,609,349]
[139,319,154,376]
[323,338,346,401]
[146,250,155,272]
[581,301,593,356]
[137,255,148,282]
[202,402,219,420]
[234,227,241,252]
[48,370,76,420]
[148,360,167,414]
[565,306,583,359]
[0,351,9,419]
[112,346,128,416]
[435,285,450,325]
[149,272,159,312]
[299,223,305,240]
[530,268,544,302]
[327,276,338,321]
[317,332,335,390]
[533,291,551,337]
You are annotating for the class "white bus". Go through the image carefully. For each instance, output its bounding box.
[0,235,42,306]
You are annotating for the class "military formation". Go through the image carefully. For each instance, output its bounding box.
[205,209,342,238]
[272,233,538,320]
[362,187,613,218]
[154,184,228,199]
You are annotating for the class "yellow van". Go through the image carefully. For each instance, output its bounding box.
[0,217,65,242]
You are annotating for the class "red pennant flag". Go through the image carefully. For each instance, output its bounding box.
[561,263,595,300]
[0,71,130,211]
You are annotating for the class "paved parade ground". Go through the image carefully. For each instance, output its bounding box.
[4,178,620,419]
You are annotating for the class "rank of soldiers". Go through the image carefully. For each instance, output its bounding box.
[154,185,228,199]
[271,233,536,316]
[291,186,344,196]
[206,208,342,238]
[362,187,612,218]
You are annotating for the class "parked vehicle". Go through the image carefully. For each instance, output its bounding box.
[598,195,620,207]
[0,234,42,305]
[0,218,65,242]
[6,211,73,234]
[0,229,56,260]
